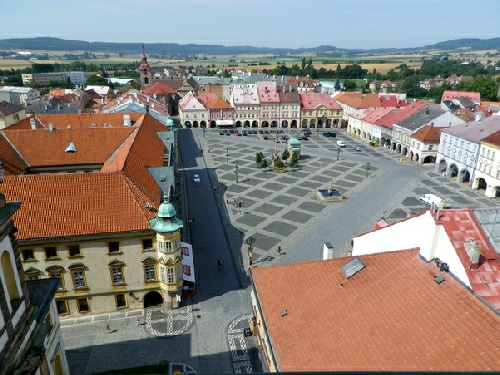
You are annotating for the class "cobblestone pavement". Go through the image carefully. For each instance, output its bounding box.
[146,304,193,337]
[227,314,261,374]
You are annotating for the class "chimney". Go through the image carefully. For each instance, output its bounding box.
[430,122,434,127]
[322,242,334,260]
[49,123,54,132]
[30,118,36,129]
[146,104,150,113]
[464,239,481,269]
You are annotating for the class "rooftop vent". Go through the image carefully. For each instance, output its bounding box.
[434,275,445,285]
[29,118,36,130]
[65,142,76,153]
[464,238,481,269]
[123,114,131,127]
[341,257,366,279]
[280,310,288,317]
[49,123,54,132]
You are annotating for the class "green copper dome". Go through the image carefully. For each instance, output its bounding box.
[149,194,183,233]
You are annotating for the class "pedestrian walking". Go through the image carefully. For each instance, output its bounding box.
[137,317,140,326]
[106,324,110,334]
[277,246,282,255]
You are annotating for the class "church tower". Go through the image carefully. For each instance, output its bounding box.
[138,46,152,88]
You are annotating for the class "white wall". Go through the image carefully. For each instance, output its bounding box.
[352,211,436,256]
[352,210,471,288]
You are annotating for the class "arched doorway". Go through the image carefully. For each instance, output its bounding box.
[243,120,250,128]
[410,151,414,160]
[402,147,408,156]
[310,119,316,128]
[201,121,207,128]
[476,178,487,191]
[291,120,297,128]
[326,119,332,128]
[210,120,216,128]
[251,120,259,128]
[449,164,458,179]
[391,142,396,151]
[271,121,278,128]
[396,144,401,153]
[262,121,269,128]
[459,169,471,183]
[144,291,163,308]
[184,121,192,128]
[301,119,308,128]
[281,120,288,128]
[415,153,420,163]
[495,186,500,197]
[423,155,435,164]
[193,121,199,128]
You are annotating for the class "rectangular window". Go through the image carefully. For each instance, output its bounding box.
[115,294,127,308]
[45,246,58,259]
[68,245,81,257]
[144,264,155,281]
[160,267,166,282]
[167,267,174,284]
[111,267,124,285]
[142,239,153,251]
[72,271,86,289]
[108,242,120,253]
[49,271,65,291]
[166,242,172,253]
[176,264,182,280]
[56,300,69,315]
[77,298,89,312]
[158,241,164,252]
[21,249,35,261]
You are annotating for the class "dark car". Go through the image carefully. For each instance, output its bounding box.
[263,135,269,139]
[219,131,225,135]
[258,130,264,134]
[279,130,285,134]
[242,130,248,136]
[264,130,270,134]
[323,131,333,137]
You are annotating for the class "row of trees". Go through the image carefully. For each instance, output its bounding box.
[255,149,299,170]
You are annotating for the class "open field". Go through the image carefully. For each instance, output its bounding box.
[1,49,496,75]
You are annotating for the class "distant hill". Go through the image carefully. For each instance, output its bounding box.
[0,37,498,56]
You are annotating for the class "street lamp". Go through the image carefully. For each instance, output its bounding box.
[337,146,341,161]
[226,147,229,163]
[365,162,371,178]
[235,163,239,183]
[245,236,256,266]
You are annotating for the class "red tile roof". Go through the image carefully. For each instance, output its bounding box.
[334,92,382,109]
[257,82,280,104]
[438,209,500,310]
[299,92,342,110]
[374,101,426,129]
[442,90,480,102]
[251,250,500,371]
[480,129,500,148]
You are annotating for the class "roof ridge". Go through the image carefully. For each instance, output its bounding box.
[1,131,30,168]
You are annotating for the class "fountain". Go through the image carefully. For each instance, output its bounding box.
[317,180,344,202]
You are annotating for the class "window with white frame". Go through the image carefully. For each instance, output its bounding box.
[167,267,174,284]
[165,242,172,253]
[144,263,156,282]
[160,266,166,282]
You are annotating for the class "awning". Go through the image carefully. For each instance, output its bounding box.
[181,242,195,283]
[216,119,234,126]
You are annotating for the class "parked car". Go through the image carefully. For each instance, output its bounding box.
[193,174,200,183]
[219,131,225,135]
[236,131,242,136]
[354,146,362,152]
[263,135,269,139]
[323,131,333,137]
[337,140,346,148]
[242,130,248,136]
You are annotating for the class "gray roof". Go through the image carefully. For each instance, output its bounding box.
[0,101,24,116]
[441,114,500,142]
[26,278,59,323]
[474,208,500,254]
[442,100,460,111]
[396,105,446,131]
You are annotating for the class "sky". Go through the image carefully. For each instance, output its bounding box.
[2,0,499,50]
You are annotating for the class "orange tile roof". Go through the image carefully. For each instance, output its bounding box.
[0,172,157,240]
[0,133,28,175]
[7,113,144,130]
[142,81,177,95]
[335,92,382,109]
[203,97,233,110]
[411,125,442,142]
[251,250,500,371]
[2,127,136,167]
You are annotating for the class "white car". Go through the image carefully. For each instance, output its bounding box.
[337,140,346,148]
[193,174,200,183]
